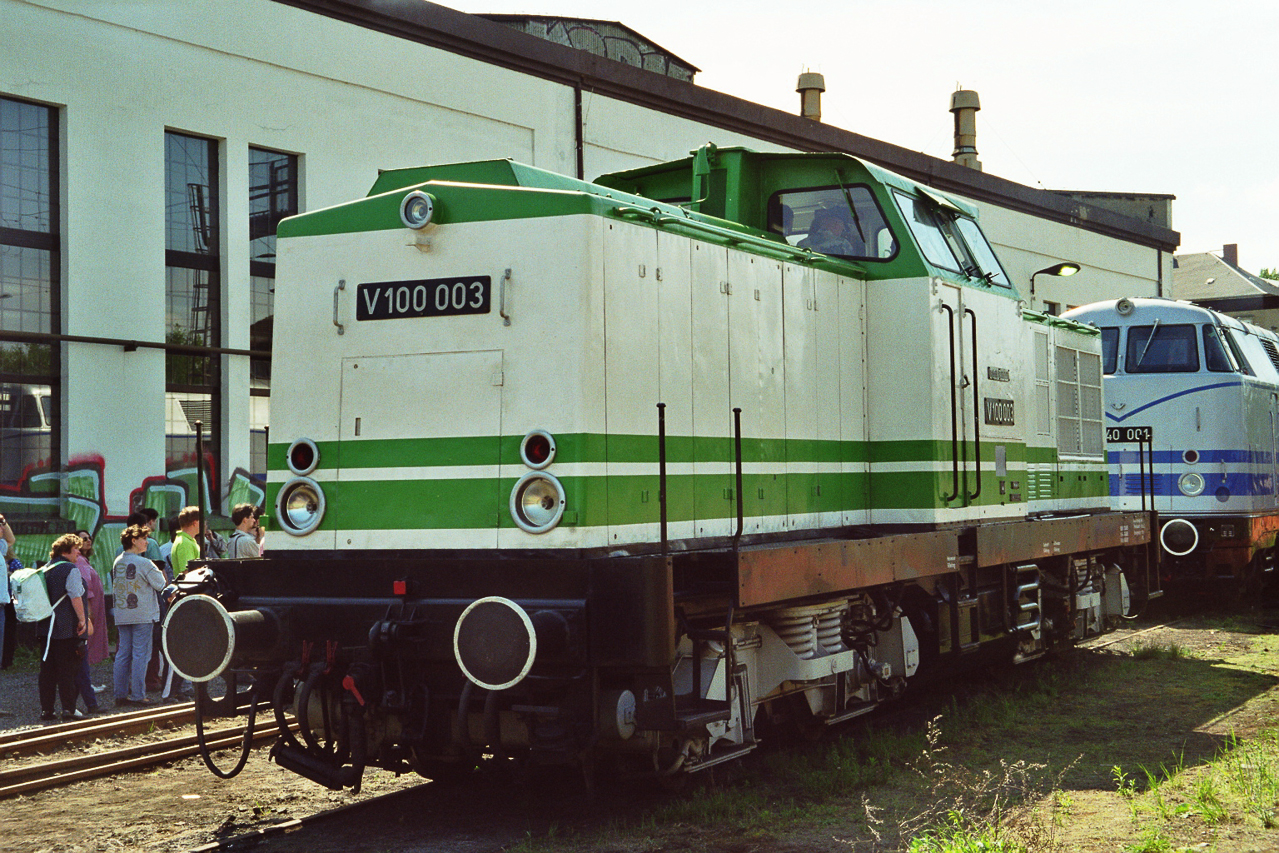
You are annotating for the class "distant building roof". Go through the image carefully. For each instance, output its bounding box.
[273,1,1179,252]
[478,15,698,81]
[1171,249,1279,301]
[1049,191,1175,230]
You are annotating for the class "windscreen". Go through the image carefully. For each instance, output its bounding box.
[1125,324,1199,373]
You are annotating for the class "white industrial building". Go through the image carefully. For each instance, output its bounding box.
[0,0,1178,568]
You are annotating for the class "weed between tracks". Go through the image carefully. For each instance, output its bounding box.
[1113,730,1279,852]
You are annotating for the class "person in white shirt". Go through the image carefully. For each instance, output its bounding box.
[226,503,263,559]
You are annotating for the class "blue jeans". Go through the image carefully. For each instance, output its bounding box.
[75,653,100,711]
[114,622,153,702]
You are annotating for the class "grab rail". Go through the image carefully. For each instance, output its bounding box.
[941,303,960,503]
[658,402,668,557]
[733,407,744,548]
[964,307,982,501]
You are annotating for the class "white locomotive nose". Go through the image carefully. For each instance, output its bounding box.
[1160,518,1200,557]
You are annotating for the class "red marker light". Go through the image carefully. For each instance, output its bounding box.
[519,430,556,469]
[525,434,551,465]
[393,580,407,596]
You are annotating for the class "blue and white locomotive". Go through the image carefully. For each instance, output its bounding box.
[1065,297,1279,586]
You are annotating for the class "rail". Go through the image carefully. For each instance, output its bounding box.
[965,306,982,501]
[940,302,960,503]
[0,698,288,798]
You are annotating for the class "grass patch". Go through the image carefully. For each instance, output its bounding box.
[1129,641,1188,661]
[1111,726,1279,840]
[8,641,41,672]
[506,609,1279,853]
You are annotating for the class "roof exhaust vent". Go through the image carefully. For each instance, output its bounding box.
[797,72,825,121]
[949,88,982,171]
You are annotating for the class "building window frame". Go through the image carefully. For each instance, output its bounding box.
[164,130,221,503]
[248,147,298,480]
[0,95,61,496]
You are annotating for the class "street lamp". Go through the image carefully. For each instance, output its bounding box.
[1029,262,1081,300]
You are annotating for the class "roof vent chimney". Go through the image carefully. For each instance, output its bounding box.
[1223,243,1238,267]
[797,72,825,121]
[949,88,982,171]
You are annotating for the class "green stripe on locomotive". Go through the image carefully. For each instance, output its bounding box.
[266,433,1108,535]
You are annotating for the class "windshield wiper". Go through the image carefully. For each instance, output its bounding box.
[1135,319,1162,368]
[835,171,867,245]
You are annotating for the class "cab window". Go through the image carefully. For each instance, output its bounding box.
[892,190,1009,287]
[1203,325,1236,373]
[1100,327,1118,375]
[1223,328,1256,375]
[767,186,897,261]
[893,190,959,273]
[1125,324,1199,373]
[953,218,1011,287]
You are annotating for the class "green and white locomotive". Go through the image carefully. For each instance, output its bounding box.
[163,144,1156,790]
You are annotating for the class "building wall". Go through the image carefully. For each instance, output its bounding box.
[976,203,1167,313]
[0,0,1169,556]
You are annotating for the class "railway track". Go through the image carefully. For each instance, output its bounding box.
[0,613,1210,803]
[0,700,286,798]
[1080,618,1187,651]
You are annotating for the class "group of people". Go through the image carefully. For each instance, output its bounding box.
[1,502,264,721]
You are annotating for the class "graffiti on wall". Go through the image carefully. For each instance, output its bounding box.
[0,455,265,594]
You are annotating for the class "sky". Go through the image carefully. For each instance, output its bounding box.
[448,0,1279,271]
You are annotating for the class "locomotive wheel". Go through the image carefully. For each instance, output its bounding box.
[1233,553,1267,606]
[789,693,828,742]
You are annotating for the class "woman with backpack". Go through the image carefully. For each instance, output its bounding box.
[38,533,89,721]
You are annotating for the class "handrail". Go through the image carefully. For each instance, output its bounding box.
[658,402,668,557]
[965,307,982,501]
[733,407,744,548]
[0,329,267,359]
[940,303,960,503]
[612,205,866,274]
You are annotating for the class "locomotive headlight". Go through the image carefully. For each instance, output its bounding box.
[520,429,556,469]
[399,190,435,229]
[1178,472,1206,497]
[510,471,566,533]
[276,476,326,536]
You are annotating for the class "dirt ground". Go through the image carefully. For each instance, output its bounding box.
[1,600,1276,853]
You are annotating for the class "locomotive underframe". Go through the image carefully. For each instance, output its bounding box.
[1159,512,1279,583]
[165,510,1154,791]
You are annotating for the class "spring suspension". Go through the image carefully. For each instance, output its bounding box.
[767,601,850,658]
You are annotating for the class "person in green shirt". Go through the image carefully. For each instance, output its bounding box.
[170,506,201,579]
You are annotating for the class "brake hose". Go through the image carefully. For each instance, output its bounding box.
[194,675,262,779]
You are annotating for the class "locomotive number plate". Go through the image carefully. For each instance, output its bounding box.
[356,276,491,321]
[1106,426,1153,443]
